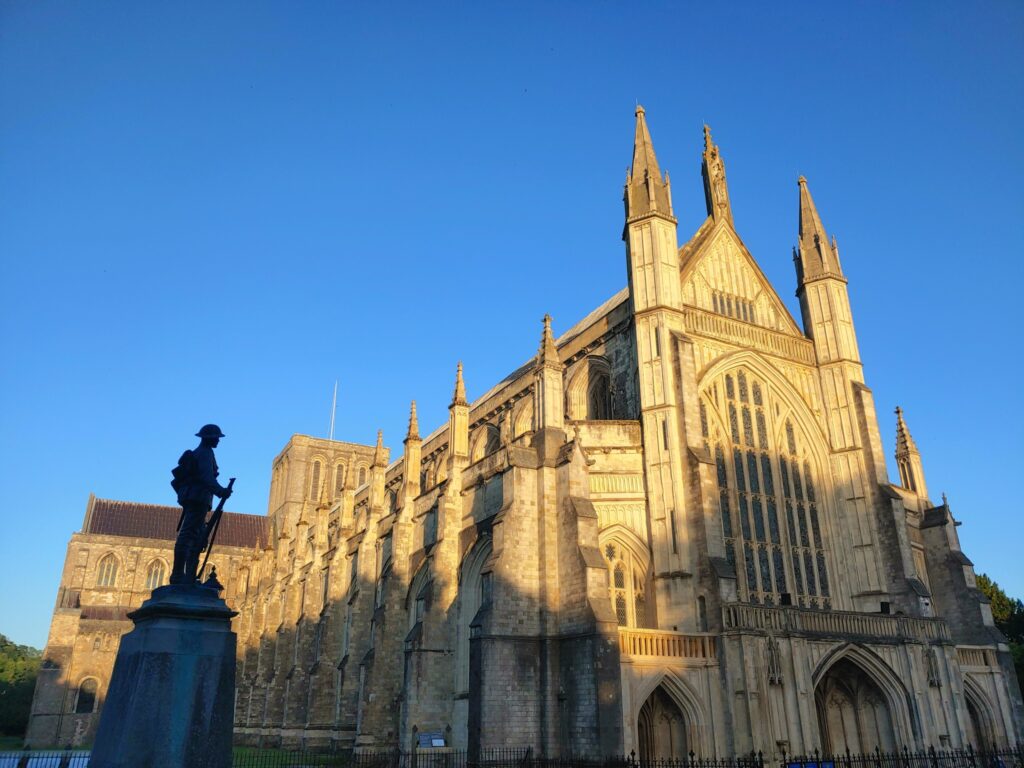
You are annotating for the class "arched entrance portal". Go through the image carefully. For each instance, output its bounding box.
[963,682,998,748]
[815,659,896,754]
[638,685,687,760]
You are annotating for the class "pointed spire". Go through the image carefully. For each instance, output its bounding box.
[624,105,673,219]
[894,406,919,457]
[894,406,928,497]
[406,400,420,441]
[537,314,560,366]
[796,176,842,283]
[451,361,467,407]
[701,124,732,225]
[373,429,387,467]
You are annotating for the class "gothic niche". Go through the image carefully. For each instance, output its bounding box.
[814,659,896,754]
[637,685,687,760]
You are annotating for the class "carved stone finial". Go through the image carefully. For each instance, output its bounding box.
[538,314,560,365]
[373,429,387,467]
[407,400,420,441]
[452,362,468,407]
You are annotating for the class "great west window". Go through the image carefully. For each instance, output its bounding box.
[700,368,831,608]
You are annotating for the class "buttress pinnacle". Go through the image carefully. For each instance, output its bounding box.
[373,429,387,467]
[894,406,919,458]
[451,362,468,407]
[538,314,560,365]
[624,105,673,219]
[796,176,842,282]
[406,400,420,441]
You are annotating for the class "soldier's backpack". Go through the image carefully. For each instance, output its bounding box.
[171,450,197,495]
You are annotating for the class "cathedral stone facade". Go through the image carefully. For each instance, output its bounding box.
[28,109,1023,757]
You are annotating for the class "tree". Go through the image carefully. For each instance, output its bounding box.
[975,574,1024,684]
[0,633,41,737]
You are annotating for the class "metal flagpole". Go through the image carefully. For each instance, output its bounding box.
[329,380,338,440]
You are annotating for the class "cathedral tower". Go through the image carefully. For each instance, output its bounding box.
[623,106,694,628]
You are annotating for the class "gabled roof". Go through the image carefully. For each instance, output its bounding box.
[85,497,268,549]
[678,216,804,337]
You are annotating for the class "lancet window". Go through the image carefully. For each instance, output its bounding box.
[96,554,118,588]
[602,541,650,628]
[702,368,831,608]
[712,291,757,324]
[309,460,322,500]
[144,559,166,590]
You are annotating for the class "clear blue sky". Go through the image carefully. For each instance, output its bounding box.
[1,2,1022,648]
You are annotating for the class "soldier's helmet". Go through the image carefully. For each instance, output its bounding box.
[195,424,226,439]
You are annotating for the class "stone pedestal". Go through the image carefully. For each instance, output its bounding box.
[90,584,238,768]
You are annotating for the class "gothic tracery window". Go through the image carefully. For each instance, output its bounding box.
[96,554,118,588]
[603,541,650,628]
[144,559,166,590]
[703,368,831,608]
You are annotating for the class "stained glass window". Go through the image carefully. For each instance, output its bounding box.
[604,543,649,628]
[707,368,830,609]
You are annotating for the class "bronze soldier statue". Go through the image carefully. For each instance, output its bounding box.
[170,424,233,584]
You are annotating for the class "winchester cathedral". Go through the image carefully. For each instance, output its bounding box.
[27,108,1023,757]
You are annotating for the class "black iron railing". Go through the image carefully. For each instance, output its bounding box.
[0,743,1019,768]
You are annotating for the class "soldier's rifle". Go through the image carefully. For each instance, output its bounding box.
[199,477,235,580]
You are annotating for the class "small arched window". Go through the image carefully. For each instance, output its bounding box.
[144,560,166,590]
[75,679,99,714]
[358,466,367,487]
[96,554,118,588]
[603,541,650,628]
[309,460,322,499]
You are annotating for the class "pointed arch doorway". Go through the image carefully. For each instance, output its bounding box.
[637,685,688,760]
[815,659,896,754]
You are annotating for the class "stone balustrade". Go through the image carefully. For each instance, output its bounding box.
[682,306,817,365]
[722,602,951,643]
[618,628,717,661]
[957,645,997,668]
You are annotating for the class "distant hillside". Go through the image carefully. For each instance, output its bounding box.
[0,634,42,736]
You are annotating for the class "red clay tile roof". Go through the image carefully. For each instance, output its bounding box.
[86,498,268,549]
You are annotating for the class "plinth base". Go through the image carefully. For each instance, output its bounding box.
[90,584,238,768]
